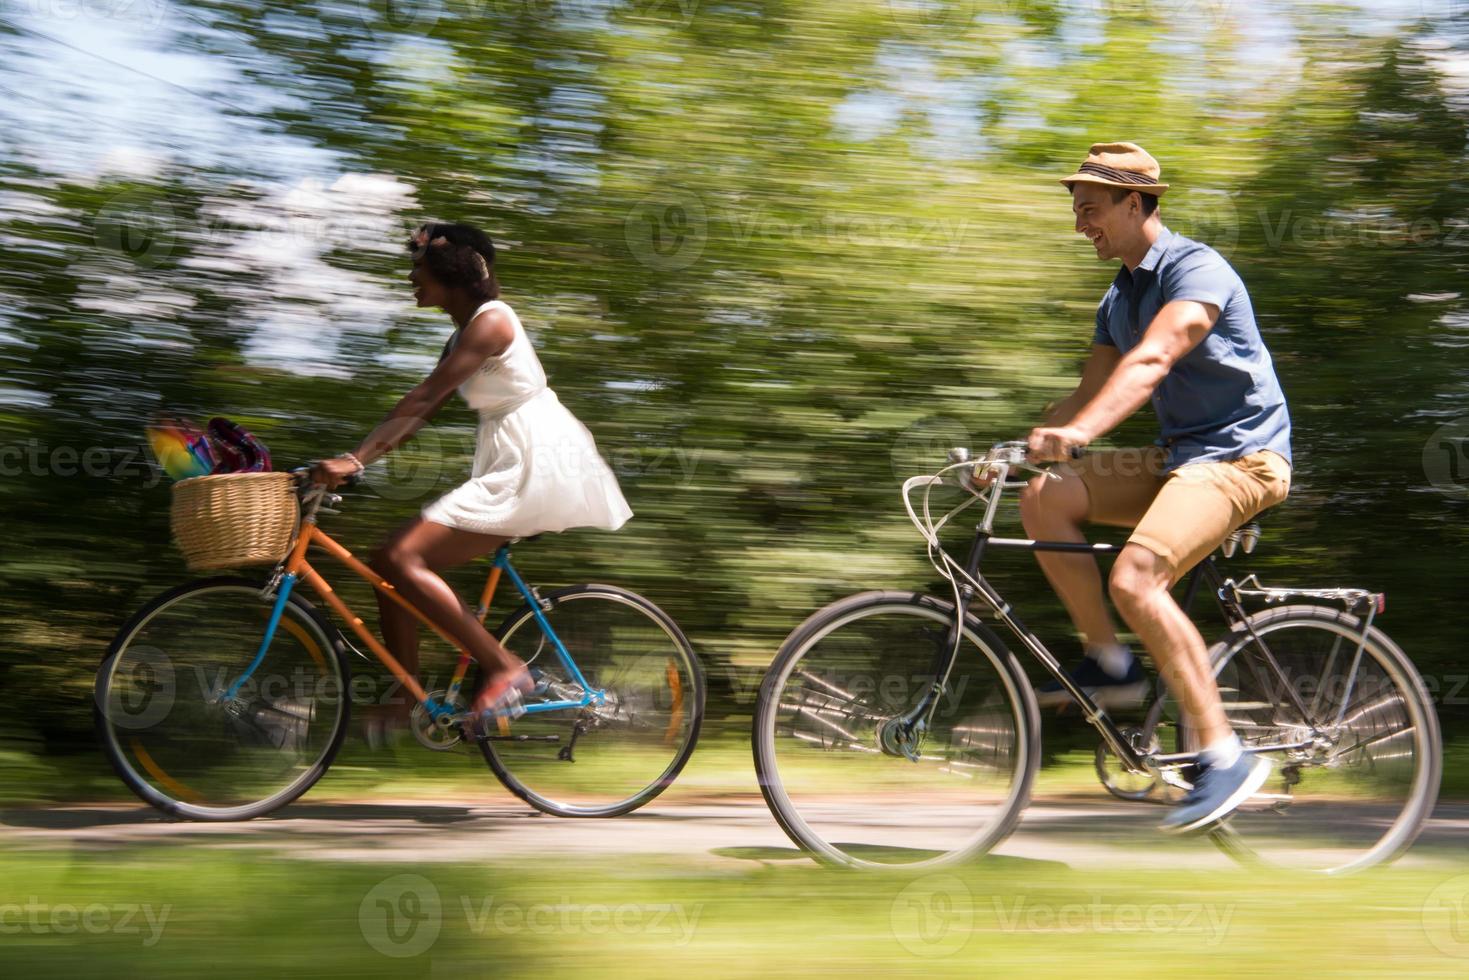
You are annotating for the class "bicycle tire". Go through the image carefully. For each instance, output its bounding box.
[95,576,352,821]
[479,584,704,817]
[753,591,1040,870]
[1141,603,1441,874]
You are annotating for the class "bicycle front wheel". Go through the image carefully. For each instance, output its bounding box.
[480,585,704,817]
[753,592,1040,869]
[95,577,351,820]
[1146,603,1441,874]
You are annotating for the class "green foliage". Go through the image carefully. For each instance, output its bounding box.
[2,2,1467,780]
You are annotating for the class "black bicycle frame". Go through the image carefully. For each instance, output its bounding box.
[921,526,1268,776]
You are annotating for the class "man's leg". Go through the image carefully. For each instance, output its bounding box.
[1112,538,1271,832]
[1018,469,1121,647]
[1107,544,1230,743]
[1118,453,1290,743]
[1020,447,1166,703]
[1119,454,1291,831]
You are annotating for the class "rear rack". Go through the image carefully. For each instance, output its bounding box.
[1219,572,1384,616]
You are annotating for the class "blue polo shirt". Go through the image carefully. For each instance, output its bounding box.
[1092,227,1292,471]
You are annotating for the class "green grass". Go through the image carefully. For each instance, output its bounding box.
[11,732,1469,808]
[2,845,1468,977]
[5,735,1468,975]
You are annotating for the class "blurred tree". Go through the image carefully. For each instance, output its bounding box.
[0,2,1465,783]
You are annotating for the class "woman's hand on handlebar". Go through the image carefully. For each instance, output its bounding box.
[1026,425,1089,464]
[310,456,363,490]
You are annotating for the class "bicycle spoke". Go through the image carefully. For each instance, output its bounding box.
[755,597,1034,869]
[481,587,702,817]
[97,581,346,819]
[1177,607,1439,874]
[1307,631,1346,720]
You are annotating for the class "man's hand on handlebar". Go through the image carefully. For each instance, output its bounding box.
[1026,425,1089,463]
[954,434,1083,494]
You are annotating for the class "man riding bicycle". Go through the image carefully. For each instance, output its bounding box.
[1019,142,1292,833]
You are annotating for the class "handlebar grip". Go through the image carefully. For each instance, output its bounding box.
[294,462,361,489]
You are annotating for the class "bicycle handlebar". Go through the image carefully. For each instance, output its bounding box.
[937,440,1083,495]
[291,462,362,490]
[290,463,361,520]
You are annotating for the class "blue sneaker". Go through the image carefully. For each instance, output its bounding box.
[1035,656,1148,709]
[1160,754,1272,834]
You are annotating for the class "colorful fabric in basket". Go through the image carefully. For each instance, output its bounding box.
[207,417,272,473]
[146,419,216,481]
[147,417,273,480]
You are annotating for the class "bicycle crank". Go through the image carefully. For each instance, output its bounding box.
[411,690,466,751]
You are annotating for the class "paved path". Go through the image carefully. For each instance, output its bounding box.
[3,795,1465,871]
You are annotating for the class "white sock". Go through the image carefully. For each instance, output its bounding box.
[1085,642,1134,679]
[1200,735,1243,770]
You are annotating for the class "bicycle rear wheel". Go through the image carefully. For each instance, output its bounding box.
[1145,604,1440,874]
[95,577,351,820]
[753,591,1039,869]
[479,585,703,817]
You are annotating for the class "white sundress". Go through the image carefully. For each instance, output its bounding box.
[421,300,632,537]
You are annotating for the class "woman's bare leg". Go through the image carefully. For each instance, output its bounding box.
[370,518,525,720]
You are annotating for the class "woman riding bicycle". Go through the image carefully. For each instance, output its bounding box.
[311,222,631,735]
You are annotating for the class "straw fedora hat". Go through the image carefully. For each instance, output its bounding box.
[1060,142,1170,196]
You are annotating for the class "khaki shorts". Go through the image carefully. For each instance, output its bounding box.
[1073,446,1292,579]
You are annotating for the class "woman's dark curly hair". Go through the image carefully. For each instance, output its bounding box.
[407,221,500,301]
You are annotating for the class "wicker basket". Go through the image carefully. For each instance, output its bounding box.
[170,472,300,571]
